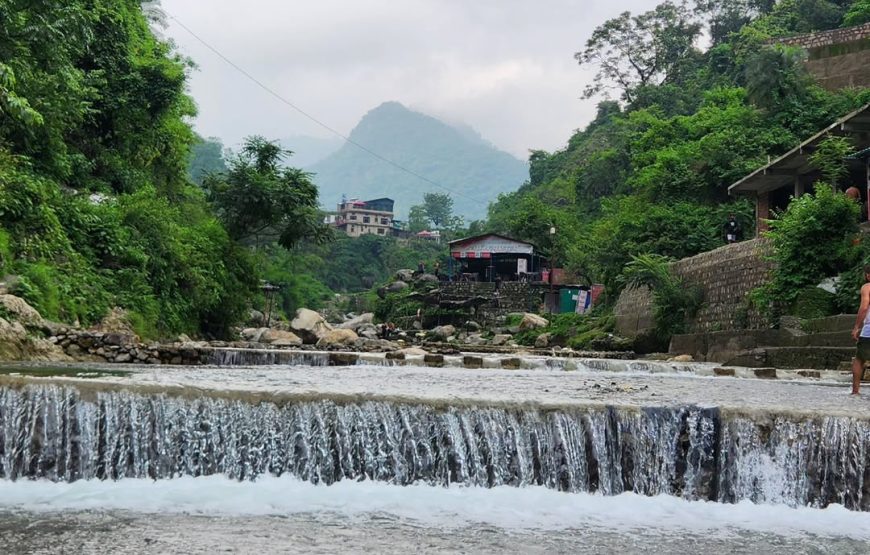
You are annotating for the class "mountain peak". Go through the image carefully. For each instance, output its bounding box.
[310,105,528,219]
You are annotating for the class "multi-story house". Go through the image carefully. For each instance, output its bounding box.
[333,197,396,238]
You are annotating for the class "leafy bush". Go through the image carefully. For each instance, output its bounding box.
[757,184,860,320]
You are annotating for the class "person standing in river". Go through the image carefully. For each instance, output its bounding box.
[850,265,870,394]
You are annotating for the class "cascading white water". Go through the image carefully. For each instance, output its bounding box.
[206,349,331,366]
[0,384,868,511]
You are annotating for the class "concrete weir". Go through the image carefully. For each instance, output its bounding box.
[0,372,869,512]
[1,354,870,512]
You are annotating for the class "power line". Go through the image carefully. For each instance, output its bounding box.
[164,11,489,208]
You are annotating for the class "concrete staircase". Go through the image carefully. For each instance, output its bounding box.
[670,314,865,371]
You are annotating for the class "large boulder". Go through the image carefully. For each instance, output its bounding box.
[337,313,374,331]
[247,309,266,327]
[0,294,43,327]
[240,327,270,342]
[415,273,439,284]
[395,269,414,282]
[519,313,549,331]
[290,308,333,344]
[316,328,359,348]
[260,329,303,346]
[0,317,70,362]
[357,323,380,339]
[92,307,140,342]
[430,325,456,340]
[535,333,552,348]
[386,281,409,293]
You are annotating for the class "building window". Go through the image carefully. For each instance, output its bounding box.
[363,216,371,223]
[381,218,389,225]
[350,226,355,232]
[349,214,357,221]
[378,228,385,235]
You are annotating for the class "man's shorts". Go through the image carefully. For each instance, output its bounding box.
[857,337,870,361]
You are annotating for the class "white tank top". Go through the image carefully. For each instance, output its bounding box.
[861,311,870,338]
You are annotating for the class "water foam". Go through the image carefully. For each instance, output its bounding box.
[0,476,868,540]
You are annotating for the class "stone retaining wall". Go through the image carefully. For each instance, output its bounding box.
[440,281,542,322]
[774,23,870,91]
[775,22,870,50]
[614,239,774,338]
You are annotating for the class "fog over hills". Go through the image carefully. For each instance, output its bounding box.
[279,135,343,168]
[308,102,529,219]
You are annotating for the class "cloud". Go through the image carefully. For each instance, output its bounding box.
[161,0,652,157]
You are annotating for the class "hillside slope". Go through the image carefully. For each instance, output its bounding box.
[308,102,528,219]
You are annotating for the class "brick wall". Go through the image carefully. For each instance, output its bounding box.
[614,239,774,338]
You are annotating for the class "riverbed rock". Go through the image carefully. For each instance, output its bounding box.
[240,327,268,342]
[464,321,481,332]
[0,294,43,326]
[247,309,266,327]
[491,334,512,346]
[290,308,333,344]
[519,313,549,330]
[415,273,439,284]
[535,333,552,348]
[260,329,303,346]
[670,354,694,362]
[354,338,399,352]
[337,313,374,331]
[386,281,409,293]
[316,328,359,348]
[395,269,414,282]
[430,325,456,340]
[398,347,428,356]
[92,307,140,342]
[465,333,486,345]
[358,324,379,339]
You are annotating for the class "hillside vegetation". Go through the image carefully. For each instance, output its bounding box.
[486,0,870,300]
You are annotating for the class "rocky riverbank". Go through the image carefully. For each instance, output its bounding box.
[0,294,632,366]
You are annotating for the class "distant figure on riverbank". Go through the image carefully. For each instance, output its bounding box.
[724,213,741,244]
[851,264,870,395]
[415,261,425,276]
[845,186,865,221]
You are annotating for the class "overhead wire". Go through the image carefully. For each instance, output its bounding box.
[164,10,490,208]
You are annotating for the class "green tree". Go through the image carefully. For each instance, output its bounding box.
[188,136,227,185]
[809,135,854,186]
[575,1,702,102]
[843,0,870,25]
[408,204,430,232]
[422,192,454,229]
[744,45,810,112]
[203,136,331,250]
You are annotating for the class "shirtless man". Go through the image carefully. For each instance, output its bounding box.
[851,265,870,394]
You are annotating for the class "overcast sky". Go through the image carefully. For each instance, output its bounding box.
[161,0,652,159]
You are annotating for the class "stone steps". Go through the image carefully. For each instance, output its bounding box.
[801,314,857,334]
[726,346,856,370]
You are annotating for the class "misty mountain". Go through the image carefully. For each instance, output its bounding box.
[308,102,528,220]
[279,135,343,168]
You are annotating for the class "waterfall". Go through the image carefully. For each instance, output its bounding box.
[205,349,330,366]
[1,384,868,511]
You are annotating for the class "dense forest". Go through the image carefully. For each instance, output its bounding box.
[487,0,870,297]
[0,0,329,338]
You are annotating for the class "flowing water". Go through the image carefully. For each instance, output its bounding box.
[0,361,869,553]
